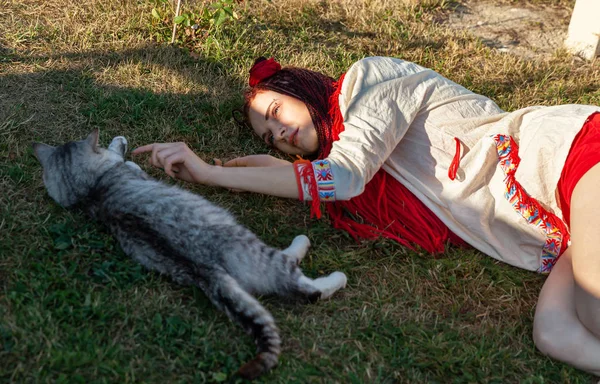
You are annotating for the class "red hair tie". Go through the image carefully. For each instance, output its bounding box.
[249,57,281,87]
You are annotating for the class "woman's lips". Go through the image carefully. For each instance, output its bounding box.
[289,128,299,146]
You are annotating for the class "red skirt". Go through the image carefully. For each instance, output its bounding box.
[557,112,600,227]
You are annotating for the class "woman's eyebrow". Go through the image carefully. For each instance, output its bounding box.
[264,99,276,120]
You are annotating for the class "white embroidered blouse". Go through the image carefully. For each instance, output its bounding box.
[297,56,600,272]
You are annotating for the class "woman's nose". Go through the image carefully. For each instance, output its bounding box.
[275,125,287,140]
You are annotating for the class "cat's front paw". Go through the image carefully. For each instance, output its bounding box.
[291,234,310,249]
[108,136,128,157]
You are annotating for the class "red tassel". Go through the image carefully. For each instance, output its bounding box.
[448,137,461,181]
[324,171,452,253]
[294,159,322,219]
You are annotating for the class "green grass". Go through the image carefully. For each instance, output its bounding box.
[1,0,598,382]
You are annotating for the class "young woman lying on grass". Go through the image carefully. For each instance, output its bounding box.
[133,56,600,374]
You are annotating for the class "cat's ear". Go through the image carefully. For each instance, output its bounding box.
[85,129,100,152]
[32,142,56,166]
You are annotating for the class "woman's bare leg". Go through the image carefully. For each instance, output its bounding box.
[533,249,600,375]
[570,163,600,336]
[533,162,600,375]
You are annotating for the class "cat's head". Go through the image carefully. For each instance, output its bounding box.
[33,129,125,207]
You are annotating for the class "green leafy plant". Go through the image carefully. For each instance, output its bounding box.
[149,0,174,42]
[151,0,240,45]
[206,0,239,28]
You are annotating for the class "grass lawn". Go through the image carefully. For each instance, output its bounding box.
[2,0,600,382]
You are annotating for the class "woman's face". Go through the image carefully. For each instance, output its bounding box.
[248,90,319,156]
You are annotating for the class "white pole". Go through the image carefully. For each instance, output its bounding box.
[171,0,182,44]
[565,0,600,60]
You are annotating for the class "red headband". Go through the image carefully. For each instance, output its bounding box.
[248,57,281,87]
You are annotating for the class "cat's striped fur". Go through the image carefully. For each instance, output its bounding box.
[33,130,347,380]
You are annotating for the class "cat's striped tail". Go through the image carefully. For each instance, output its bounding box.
[209,272,281,380]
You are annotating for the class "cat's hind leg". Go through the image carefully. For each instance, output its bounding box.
[277,261,346,302]
[282,234,311,265]
[282,235,347,300]
[274,235,347,301]
[297,271,347,300]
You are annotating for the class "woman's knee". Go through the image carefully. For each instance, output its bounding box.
[574,282,600,339]
[533,312,560,357]
[533,309,581,359]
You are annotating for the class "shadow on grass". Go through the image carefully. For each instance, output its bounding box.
[0,43,256,148]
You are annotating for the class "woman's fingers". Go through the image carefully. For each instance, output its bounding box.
[132,143,192,178]
[131,144,154,155]
[154,146,181,167]
[162,151,186,178]
[130,143,167,167]
[131,143,209,184]
[133,143,172,156]
[137,143,183,169]
[151,144,172,169]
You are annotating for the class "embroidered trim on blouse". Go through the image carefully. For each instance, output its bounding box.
[313,160,336,202]
[493,134,570,273]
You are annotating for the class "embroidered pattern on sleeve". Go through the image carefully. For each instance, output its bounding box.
[493,134,570,274]
[313,160,336,202]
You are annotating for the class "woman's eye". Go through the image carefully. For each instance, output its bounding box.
[269,134,275,145]
[273,105,280,117]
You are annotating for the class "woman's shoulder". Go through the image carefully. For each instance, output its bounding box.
[346,57,430,82]
[340,57,437,108]
[350,56,424,71]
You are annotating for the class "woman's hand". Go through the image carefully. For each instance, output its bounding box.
[132,142,214,185]
[215,154,292,168]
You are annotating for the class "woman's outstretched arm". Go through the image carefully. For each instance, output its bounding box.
[132,142,299,198]
[210,163,299,198]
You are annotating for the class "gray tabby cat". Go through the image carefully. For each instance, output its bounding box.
[33,129,347,380]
